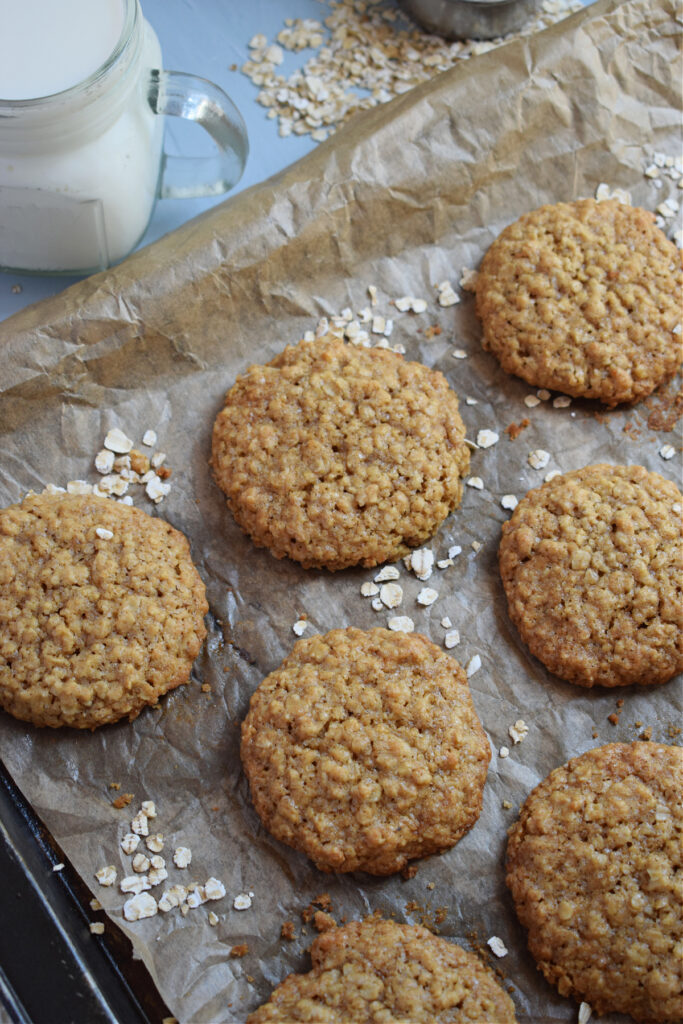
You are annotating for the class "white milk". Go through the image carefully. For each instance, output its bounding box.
[0,0,163,271]
[0,0,126,100]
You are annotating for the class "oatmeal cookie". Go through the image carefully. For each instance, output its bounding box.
[240,627,490,875]
[506,742,683,1023]
[499,463,682,688]
[475,199,682,406]
[211,335,470,571]
[0,492,208,728]
[247,916,518,1023]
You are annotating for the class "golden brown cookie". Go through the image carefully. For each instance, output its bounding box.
[247,916,518,1023]
[211,335,470,571]
[506,742,683,1023]
[240,627,490,875]
[475,199,682,406]
[499,463,682,688]
[0,492,208,728]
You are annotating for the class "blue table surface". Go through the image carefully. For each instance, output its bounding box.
[0,0,591,324]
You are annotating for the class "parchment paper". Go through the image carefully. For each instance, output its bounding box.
[0,0,681,1020]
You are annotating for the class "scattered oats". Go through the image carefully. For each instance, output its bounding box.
[292,619,308,636]
[119,495,134,506]
[374,565,400,582]
[465,396,478,406]
[410,297,427,313]
[444,630,460,649]
[644,163,660,179]
[436,558,453,569]
[499,746,510,758]
[142,430,157,447]
[371,315,386,334]
[234,893,253,911]
[466,654,482,677]
[132,853,151,874]
[104,428,133,454]
[158,886,187,912]
[146,834,164,854]
[67,480,93,495]
[131,811,149,837]
[528,449,550,469]
[467,476,484,490]
[390,342,405,355]
[173,847,192,869]
[387,615,415,633]
[394,296,412,312]
[360,581,379,597]
[524,394,541,408]
[509,719,529,744]
[487,936,508,958]
[459,267,478,291]
[186,885,208,909]
[476,429,499,449]
[368,285,378,306]
[149,856,165,871]
[90,898,102,911]
[123,892,157,922]
[180,903,190,917]
[95,865,117,887]
[121,833,140,855]
[471,540,482,552]
[113,455,131,473]
[120,875,151,895]
[53,863,65,872]
[150,452,167,469]
[436,281,459,307]
[440,616,452,629]
[501,494,518,511]
[379,582,403,608]
[552,395,572,408]
[417,587,438,606]
[371,597,383,612]
[95,527,114,540]
[578,1003,593,1024]
[90,922,105,935]
[544,470,562,482]
[659,444,676,460]
[595,183,631,204]
[404,547,434,580]
[208,911,219,926]
[448,545,462,559]
[95,449,115,474]
[502,800,513,810]
[149,867,169,886]
[204,878,227,901]
[145,474,171,504]
[452,348,467,359]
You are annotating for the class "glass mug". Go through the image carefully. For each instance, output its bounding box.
[0,0,248,274]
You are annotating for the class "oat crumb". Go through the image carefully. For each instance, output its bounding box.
[487,935,508,957]
[89,922,105,935]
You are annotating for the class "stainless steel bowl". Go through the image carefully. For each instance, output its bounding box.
[397,0,543,40]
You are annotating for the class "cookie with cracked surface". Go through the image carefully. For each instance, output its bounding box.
[211,335,470,571]
[499,463,682,688]
[247,916,518,1023]
[240,627,490,875]
[506,742,683,1023]
[475,199,682,406]
[0,492,208,729]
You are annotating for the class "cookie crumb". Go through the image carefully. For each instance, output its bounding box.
[112,793,134,809]
[281,920,296,940]
[313,910,336,932]
[230,943,249,958]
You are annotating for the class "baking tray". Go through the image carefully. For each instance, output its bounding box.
[0,759,170,1024]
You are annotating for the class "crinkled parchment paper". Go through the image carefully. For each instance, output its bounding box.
[0,0,681,1020]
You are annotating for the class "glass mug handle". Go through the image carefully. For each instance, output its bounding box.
[148,70,248,199]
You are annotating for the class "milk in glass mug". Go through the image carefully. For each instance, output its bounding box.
[0,0,248,273]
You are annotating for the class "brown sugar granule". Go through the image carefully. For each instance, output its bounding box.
[608,713,620,726]
[211,336,470,571]
[476,200,682,406]
[505,418,530,441]
[281,921,296,941]
[112,793,134,809]
[241,628,490,875]
[230,944,249,958]
[156,465,172,480]
[247,917,517,1023]
[507,742,683,1022]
